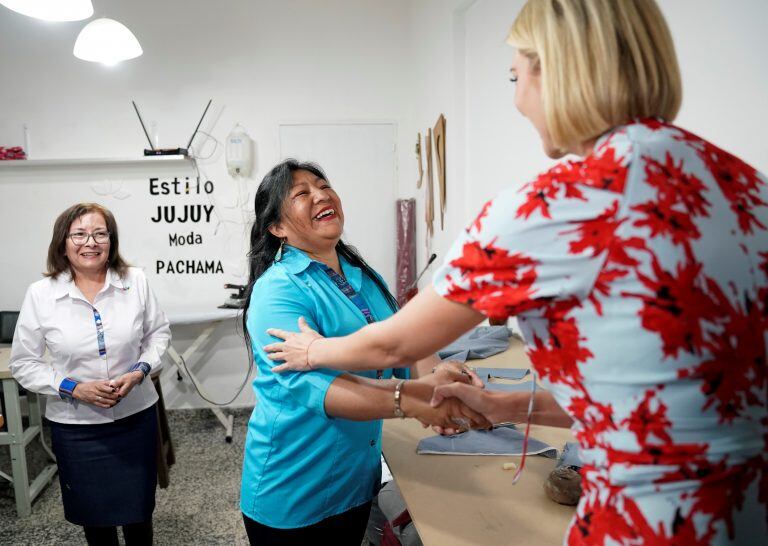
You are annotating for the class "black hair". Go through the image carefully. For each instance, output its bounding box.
[242,158,398,359]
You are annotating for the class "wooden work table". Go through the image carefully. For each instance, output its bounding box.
[382,339,576,546]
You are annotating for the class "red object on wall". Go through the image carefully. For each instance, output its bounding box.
[0,146,26,160]
[396,199,417,306]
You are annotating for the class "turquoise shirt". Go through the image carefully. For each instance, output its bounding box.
[240,245,406,528]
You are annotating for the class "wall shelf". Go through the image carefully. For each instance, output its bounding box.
[0,155,191,169]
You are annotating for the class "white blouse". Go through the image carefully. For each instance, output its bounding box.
[10,267,171,424]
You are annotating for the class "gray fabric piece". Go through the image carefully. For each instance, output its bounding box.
[444,348,470,362]
[473,367,530,381]
[438,326,512,362]
[476,367,536,392]
[557,441,583,469]
[485,381,536,392]
[417,425,557,457]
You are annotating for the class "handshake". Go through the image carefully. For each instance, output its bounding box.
[264,317,516,434]
[401,361,493,434]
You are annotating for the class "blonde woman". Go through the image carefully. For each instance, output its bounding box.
[265,0,767,543]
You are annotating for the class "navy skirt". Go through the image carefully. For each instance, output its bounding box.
[49,404,158,526]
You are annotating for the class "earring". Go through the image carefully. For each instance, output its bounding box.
[275,238,285,261]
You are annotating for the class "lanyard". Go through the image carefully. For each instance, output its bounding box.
[92,308,107,358]
[319,263,383,379]
[512,375,537,485]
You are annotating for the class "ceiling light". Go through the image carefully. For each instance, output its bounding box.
[0,0,93,22]
[73,18,143,66]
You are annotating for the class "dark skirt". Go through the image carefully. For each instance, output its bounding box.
[49,404,158,527]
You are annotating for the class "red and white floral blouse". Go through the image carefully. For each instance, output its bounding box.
[433,119,767,544]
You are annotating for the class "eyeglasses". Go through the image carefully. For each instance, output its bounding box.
[68,231,110,245]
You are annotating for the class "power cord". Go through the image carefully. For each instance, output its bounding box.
[177,349,254,406]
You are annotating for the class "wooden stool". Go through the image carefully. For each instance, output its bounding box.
[151,372,175,489]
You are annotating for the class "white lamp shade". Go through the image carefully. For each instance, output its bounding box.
[73,18,143,65]
[0,0,93,21]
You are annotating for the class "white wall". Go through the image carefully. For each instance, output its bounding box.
[2,0,766,408]
[396,0,497,275]
[662,0,768,169]
[0,0,414,409]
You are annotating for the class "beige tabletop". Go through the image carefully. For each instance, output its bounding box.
[0,347,11,380]
[382,338,576,546]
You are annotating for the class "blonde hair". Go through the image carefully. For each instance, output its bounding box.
[507,0,682,150]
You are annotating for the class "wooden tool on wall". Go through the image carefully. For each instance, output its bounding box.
[415,132,424,189]
[425,128,435,243]
[433,114,446,230]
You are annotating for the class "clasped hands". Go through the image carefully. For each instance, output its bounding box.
[265,317,493,434]
[406,361,492,434]
[72,371,144,408]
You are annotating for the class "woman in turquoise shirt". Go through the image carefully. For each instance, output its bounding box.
[240,159,488,545]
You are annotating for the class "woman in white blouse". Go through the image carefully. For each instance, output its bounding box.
[10,202,170,546]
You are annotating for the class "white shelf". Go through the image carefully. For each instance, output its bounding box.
[0,155,191,169]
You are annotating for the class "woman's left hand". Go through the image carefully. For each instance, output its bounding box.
[264,317,324,372]
[110,371,145,399]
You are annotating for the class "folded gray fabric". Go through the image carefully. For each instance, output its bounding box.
[484,381,535,392]
[557,441,582,469]
[417,425,557,457]
[476,368,535,392]
[438,326,512,363]
[473,367,530,381]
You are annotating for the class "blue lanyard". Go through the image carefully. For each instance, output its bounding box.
[319,263,383,379]
[92,308,107,358]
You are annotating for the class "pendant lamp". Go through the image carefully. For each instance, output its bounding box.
[73,17,143,65]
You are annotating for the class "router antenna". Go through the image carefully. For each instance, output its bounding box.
[132,101,156,150]
[186,99,212,150]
